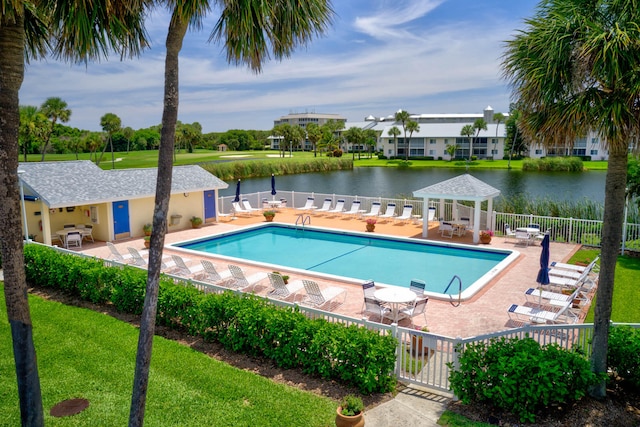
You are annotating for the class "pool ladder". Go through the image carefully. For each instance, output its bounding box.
[443,275,463,307]
[295,214,311,229]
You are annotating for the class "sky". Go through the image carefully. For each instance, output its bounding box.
[20,0,540,134]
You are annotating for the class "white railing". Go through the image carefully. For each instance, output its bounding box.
[222,191,640,251]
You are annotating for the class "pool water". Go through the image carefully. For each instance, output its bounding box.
[171,224,518,300]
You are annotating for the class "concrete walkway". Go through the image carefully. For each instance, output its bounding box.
[364,385,452,426]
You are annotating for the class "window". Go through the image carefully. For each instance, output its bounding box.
[535,149,543,155]
[590,149,598,155]
[429,139,436,145]
[428,149,436,156]
[591,137,599,145]
[444,139,449,145]
[491,149,498,155]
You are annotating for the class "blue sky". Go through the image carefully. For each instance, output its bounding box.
[20,0,539,133]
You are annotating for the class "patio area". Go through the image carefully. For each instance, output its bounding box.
[79,208,586,339]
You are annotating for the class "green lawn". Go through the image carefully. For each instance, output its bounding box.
[0,288,336,426]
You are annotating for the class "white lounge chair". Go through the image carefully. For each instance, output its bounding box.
[363,202,381,217]
[301,279,347,309]
[315,198,333,214]
[242,199,261,214]
[107,242,133,261]
[550,256,599,275]
[342,200,363,216]
[548,266,597,292]
[200,260,233,286]
[327,199,345,214]
[524,286,588,312]
[296,197,316,211]
[507,303,577,324]
[127,247,172,270]
[266,272,303,300]
[170,255,204,278]
[227,264,268,291]
[232,201,253,216]
[394,205,413,223]
[379,203,396,220]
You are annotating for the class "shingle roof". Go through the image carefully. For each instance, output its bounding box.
[413,174,501,201]
[18,161,228,208]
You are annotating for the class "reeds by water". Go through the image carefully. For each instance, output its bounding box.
[200,158,353,181]
[522,157,584,171]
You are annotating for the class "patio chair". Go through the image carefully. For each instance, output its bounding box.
[535,228,550,243]
[327,199,345,214]
[507,302,577,325]
[65,231,82,248]
[301,279,347,309]
[170,255,204,278]
[50,233,63,246]
[409,279,426,297]
[200,260,233,286]
[394,205,413,223]
[439,221,454,238]
[342,200,363,216]
[63,223,75,229]
[396,297,428,326]
[315,198,333,214]
[514,229,532,246]
[504,224,516,241]
[227,264,268,291]
[242,199,261,214]
[363,297,391,322]
[295,197,316,211]
[106,242,133,262]
[378,203,396,220]
[360,280,377,312]
[427,207,436,221]
[266,272,303,300]
[80,224,94,242]
[363,202,381,217]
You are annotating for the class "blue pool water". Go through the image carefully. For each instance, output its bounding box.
[171,224,518,300]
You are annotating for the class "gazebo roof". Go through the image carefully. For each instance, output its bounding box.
[412,173,501,201]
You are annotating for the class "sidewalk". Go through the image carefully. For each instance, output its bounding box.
[364,385,452,426]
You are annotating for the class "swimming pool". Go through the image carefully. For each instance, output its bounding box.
[170,223,519,300]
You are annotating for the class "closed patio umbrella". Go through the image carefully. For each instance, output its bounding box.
[233,179,241,203]
[535,233,550,305]
[271,174,277,200]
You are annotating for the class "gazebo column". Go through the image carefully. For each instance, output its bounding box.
[421,198,430,238]
[486,197,494,230]
[472,200,481,244]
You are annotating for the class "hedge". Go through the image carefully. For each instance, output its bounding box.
[22,244,396,394]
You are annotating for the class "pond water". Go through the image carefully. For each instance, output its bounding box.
[219,168,607,204]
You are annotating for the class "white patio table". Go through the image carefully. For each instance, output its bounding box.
[374,287,416,324]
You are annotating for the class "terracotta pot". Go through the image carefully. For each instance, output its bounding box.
[480,235,491,244]
[335,407,365,427]
[264,215,275,222]
[191,223,202,229]
[144,240,150,249]
[366,224,375,232]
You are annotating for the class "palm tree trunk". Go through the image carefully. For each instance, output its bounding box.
[128,12,188,427]
[0,16,44,427]
[590,148,628,398]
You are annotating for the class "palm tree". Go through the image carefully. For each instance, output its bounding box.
[0,3,147,425]
[492,112,505,159]
[472,118,487,159]
[39,97,71,161]
[460,124,474,160]
[388,126,401,158]
[344,126,364,160]
[502,0,640,398]
[394,110,410,160]
[19,105,46,162]
[445,143,457,161]
[129,3,334,425]
[99,112,121,168]
[306,122,322,157]
[405,120,420,160]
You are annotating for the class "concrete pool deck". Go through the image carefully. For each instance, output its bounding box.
[79,208,585,338]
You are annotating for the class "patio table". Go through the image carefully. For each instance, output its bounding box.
[374,287,416,323]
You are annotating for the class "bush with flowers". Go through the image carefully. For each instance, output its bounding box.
[480,229,494,238]
[365,218,377,225]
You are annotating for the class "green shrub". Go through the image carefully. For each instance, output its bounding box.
[522,156,584,171]
[448,336,598,423]
[608,325,640,389]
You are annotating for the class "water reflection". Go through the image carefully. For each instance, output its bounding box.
[220,168,607,203]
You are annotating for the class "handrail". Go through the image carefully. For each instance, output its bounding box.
[295,214,311,228]
[443,275,463,307]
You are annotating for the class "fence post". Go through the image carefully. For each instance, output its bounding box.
[569,217,574,244]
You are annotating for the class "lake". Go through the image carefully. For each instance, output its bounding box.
[219,168,607,204]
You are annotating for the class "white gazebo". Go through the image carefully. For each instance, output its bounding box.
[413,174,501,244]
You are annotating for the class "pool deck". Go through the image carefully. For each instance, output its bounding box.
[79,209,586,339]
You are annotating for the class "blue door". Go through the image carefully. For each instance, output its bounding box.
[112,200,130,239]
[204,190,216,222]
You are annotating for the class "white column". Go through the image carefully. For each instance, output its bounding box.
[473,200,481,244]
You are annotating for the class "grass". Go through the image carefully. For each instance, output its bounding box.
[0,288,337,426]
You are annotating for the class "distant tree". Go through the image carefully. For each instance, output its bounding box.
[19,106,47,162]
[445,143,457,161]
[67,135,85,159]
[492,112,505,159]
[306,122,322,157]
[132,128,161,150]
[40,97,71,161]
[319,120,344,154]
[364,129,378,158]
[83,133,103,162]
[388,126,401,158]
[504,107,527,166]
[177,122,202,154]
[122,126,135,153]
[344,126,364,159]
[405,120,420,160]
[472,118,488,159]
[460,124,474,160]
[98,113,121,168]
[394,110,411,160]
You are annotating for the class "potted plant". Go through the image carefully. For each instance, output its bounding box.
[263,210,276,222]
[480,229,494,244]
[143,235,150,249]
[143,223,152,236]
[336,394,364,427]
[190,216,203,229]
[365,218,376,232]
[411,326,430,356]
